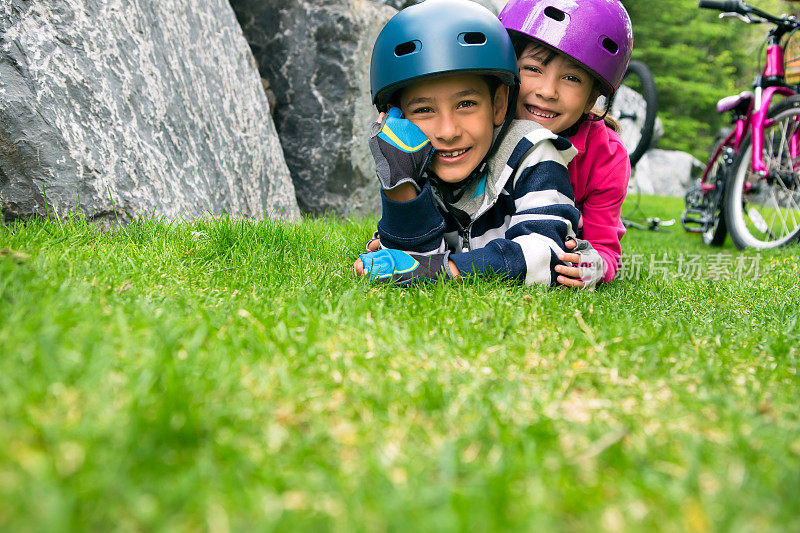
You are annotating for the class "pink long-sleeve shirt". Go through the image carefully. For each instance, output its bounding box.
[568,120,630,282]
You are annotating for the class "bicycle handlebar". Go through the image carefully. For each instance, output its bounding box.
[698,0,741,13]
[698,0,797,30]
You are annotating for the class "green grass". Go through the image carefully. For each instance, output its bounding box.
[1,196,799,532]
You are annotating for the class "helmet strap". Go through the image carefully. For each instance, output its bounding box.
[483,84,519,162]
[587,95,611,122]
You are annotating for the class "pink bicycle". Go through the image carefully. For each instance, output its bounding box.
[682,0,800,249]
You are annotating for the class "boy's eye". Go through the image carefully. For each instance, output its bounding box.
[522,65,542,74]
[457,100,477,109]
[409,106,433,114]
[564,75,582,83]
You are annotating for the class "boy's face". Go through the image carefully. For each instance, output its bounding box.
[516,43,599,134]
[399,74,508,184]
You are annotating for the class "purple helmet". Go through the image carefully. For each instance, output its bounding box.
[499,0,633,97]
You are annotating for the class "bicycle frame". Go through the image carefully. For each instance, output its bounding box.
[701,36,800,191]
[751,45,798,176]
[685,0,800,248]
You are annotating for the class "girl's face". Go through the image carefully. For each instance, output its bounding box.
[516,43,599,134]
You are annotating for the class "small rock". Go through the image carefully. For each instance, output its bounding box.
[632,149,704,197]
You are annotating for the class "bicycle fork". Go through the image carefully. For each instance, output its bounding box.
[750,86,798,179]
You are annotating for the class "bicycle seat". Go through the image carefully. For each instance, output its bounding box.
[717,91,753,113]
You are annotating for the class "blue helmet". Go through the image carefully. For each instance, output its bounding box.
[370,0,520,110]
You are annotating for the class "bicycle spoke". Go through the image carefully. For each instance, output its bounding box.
[725,98,800,248]
[776,122,800,232]
[788,191,800,231]
[757,115,800,241]
[767,187,790,238]
[765,200,778,238]
[775,122,786,164]
[776,172,800,206]
[776,175,800,229]
[780,121,799,165]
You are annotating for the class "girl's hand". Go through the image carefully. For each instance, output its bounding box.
[556,238,605,290]
[556,239,585,288]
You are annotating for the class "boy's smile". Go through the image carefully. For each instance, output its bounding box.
[516,43,598,135]
[400,74,508,184]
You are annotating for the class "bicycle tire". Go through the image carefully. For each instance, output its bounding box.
[725,95,800,250]
[696,131,731,245]
[617,60,658,167]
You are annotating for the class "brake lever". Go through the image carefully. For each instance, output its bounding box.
[719,12,761,24]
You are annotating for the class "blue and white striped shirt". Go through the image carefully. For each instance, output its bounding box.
[377,120,580,286]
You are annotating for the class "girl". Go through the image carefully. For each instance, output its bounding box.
[500,0,633,289]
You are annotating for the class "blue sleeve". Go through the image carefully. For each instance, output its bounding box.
[377,181,447,254]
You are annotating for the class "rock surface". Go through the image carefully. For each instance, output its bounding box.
[0,0,299,223]
[232,0,395,216]
[372,0,505,14]
[632,149,704,197]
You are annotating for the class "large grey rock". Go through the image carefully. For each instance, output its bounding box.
[232,0,395,216]
[0,0,300,223]
[371,0,505,14]
[370,0,411,8]
[632,149,704,197]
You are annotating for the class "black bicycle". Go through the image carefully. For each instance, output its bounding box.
[614,59,662,230]
[613,59,659,168]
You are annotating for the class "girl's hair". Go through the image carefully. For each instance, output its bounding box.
[511,35,620,134]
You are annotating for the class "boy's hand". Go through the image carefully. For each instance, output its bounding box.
[369,107,434,192]
[556,239,605,290]
[354,249,456,286]
[365,235,381,252]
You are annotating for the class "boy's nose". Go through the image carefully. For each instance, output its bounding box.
[433,114,461,141]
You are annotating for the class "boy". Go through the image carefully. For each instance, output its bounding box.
[355,0,582,286]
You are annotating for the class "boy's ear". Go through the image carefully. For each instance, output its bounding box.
[492,85,510,127]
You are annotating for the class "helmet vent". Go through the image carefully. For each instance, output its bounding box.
[543,6,566,22]
[394,40,421,57]
[601,37,619,55]
[459,32,486,45]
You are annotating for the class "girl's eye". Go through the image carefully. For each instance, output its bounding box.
[410,106,433,114]
[522,65,542,74]
[564,75,582,83]
[457,100,477,109]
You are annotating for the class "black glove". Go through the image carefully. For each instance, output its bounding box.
[368,107,435,192]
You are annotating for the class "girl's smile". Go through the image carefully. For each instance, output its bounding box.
[523,104,559,120]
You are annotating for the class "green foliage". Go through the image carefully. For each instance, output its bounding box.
[1,203,800,530]
[623,0,800,159]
